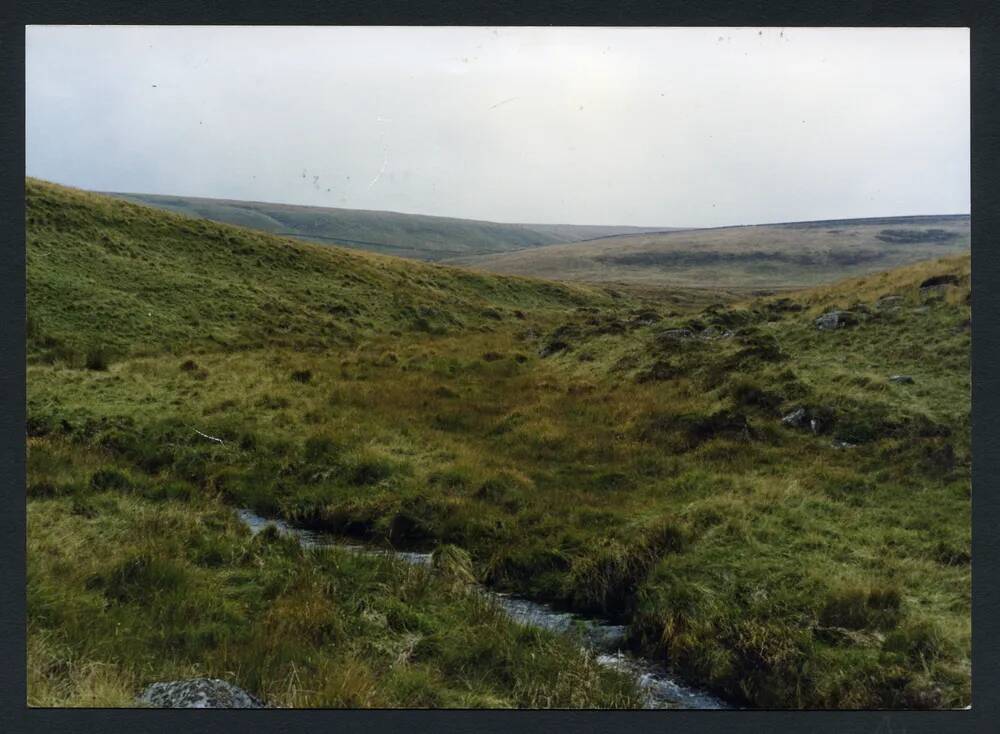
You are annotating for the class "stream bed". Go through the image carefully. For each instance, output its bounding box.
[236,508,730,710]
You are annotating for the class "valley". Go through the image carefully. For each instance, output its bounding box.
[106,190,676,262]
[26,179,971,709]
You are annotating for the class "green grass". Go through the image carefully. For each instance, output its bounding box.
[28,444,637,708]
[27,178,970,708]
[27,178,611,362]
[106,190,672,262]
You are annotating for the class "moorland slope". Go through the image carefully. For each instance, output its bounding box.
[105,190,675,262]
[27,179,970,709]
[449,215,970,289]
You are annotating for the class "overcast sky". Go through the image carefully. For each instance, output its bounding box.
[26,26,969,227]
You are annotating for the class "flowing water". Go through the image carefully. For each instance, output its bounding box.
[236,508,730,710]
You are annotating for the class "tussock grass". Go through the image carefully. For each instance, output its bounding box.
[27,180,970,708]
[27,477,639,708]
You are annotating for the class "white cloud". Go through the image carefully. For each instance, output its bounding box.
[26,26,969,226]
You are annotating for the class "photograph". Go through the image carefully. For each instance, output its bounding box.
[24,25,970,710]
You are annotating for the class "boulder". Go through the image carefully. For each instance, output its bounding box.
[782,407,829,434]
[814,311,858,330]
[139,678,265,708]
[889,375,914,384]
[782,407,809,428]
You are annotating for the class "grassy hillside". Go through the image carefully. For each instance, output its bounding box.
[105,190,674,262]
[27,178,640,708]
[28,179,613,364]
[27,179,970,709]
[449,215,970,289]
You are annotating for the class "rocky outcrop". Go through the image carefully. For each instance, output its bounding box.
[781,408,809,429]
[138,678,265,708]
[781,406,833,435]
[815,310,858,330]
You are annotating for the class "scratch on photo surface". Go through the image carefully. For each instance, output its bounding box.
[369,149,389,189]
[488,97,518,110]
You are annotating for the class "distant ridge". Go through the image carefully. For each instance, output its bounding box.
[446,214,970,289]
[101,190,678,262]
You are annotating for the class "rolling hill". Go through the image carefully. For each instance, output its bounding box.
[27,178,970,710]
[448,215,971,289]
[27,179,615,362]
[103,190,677,262]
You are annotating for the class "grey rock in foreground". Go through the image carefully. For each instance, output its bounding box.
[139,678,265,708]
[889,375,915,384]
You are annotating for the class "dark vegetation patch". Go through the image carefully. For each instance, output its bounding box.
[596,249,887,269]
[919,274,961,289]
[724,332,787,368]
[933,541,970,567]
[84,348,112,371]
[640,410,754,450]
[90,468,134,493]
[876,229,960,245]
[539,340,570,358]
[568,518,690,617]
[727,380,785,414]
[636,360,679,383]
[86,553,189,604]
[819,585,903,631]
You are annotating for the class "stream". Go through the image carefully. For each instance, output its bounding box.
[236,508,730,710]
